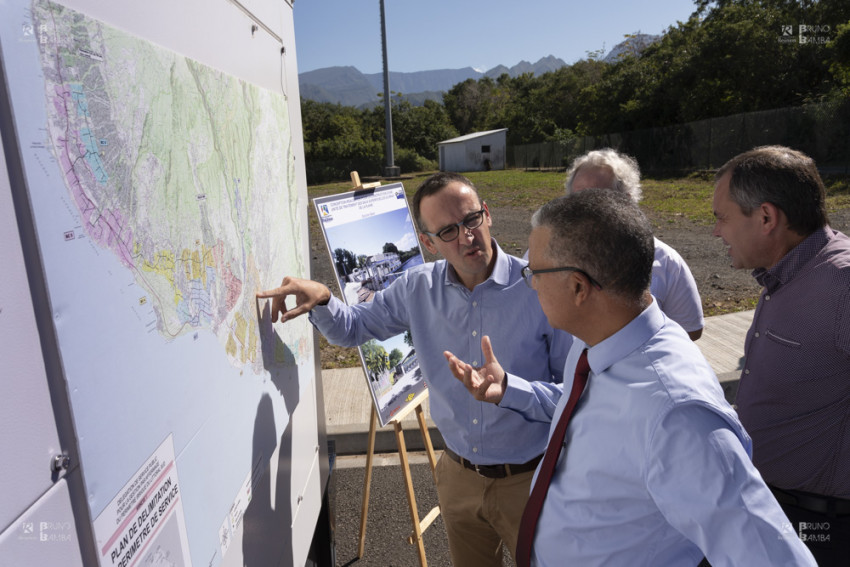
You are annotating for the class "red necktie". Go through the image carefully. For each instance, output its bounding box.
[515,348,590,567]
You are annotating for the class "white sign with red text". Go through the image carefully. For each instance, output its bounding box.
[93,435,192,567]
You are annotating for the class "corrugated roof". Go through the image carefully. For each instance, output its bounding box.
[438,128,508,145]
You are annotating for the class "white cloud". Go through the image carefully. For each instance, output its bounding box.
[395,232,418,251]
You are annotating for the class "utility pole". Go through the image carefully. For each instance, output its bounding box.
[379,0,400,177]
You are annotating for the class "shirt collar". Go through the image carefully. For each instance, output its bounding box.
[752,226,830,293]
[444,238,509,288]
[584,299,665,375]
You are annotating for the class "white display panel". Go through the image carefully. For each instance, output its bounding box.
[0,0,321,565]
[0,95,81,562]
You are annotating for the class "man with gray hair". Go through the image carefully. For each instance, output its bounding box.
[564,148,704,340]
[446,188,815,566]
[713,145,850,565]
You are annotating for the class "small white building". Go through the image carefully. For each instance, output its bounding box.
[438,128,507,172]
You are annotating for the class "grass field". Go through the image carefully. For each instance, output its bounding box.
[308,170,850,223]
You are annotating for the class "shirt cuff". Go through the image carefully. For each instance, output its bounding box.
[499,372,534,409]
[307,296,338,327]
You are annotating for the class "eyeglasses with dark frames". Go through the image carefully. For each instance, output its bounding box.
[521,265,603,290]
[423,207,487,242]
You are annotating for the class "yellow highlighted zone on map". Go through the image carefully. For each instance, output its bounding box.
[180,244,217,289]
[234,312,247,348]
[139,247,180,304]
[227,312,258,365]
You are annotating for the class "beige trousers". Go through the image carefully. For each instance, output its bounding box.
[435,452,535,566]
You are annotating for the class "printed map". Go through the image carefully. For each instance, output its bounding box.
[31,0,308,372]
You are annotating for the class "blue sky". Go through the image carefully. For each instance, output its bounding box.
[324,207,419,258]
[293,0,698,74]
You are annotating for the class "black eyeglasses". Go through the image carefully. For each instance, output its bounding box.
[423,207,487,242]
[521,265,603,290]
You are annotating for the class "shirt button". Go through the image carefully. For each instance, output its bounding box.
[472,447,478,453]
[472,360,479,366]
[765,295,771,301]
[473,418,478,424]
[472,330,478,337]
[472,301,478,307]
[745,369,750,374]
[754,332,760,338]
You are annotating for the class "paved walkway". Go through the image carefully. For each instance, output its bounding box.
[322,310,755,455]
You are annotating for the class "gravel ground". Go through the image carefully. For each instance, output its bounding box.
[307,200,850,369]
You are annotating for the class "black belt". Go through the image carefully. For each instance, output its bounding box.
[769,485,850,517]
[444,447,542,479]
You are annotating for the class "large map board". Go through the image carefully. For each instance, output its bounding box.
[0,1,325,565]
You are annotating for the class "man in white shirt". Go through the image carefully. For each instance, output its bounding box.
[565,148,704,340]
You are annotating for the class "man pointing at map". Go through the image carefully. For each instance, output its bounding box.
[257,172,571,566]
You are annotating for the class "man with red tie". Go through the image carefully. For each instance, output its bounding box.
[445,188,814,566]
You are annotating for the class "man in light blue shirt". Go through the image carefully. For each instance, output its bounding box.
[258,172,571,566]
[446,188,815,566]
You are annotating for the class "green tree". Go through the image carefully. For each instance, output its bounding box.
[828,21,850,97]
[389,348,404,369]
[578,0,850,133]
[362,340,389,379]
[333,248,357,278]
[443,77,507,134]
[382,242,399,255]
[388,98,458,160]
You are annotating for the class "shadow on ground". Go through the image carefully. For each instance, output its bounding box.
[330,461,515,567]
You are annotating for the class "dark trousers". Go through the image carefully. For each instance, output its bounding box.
[772,487,850,566]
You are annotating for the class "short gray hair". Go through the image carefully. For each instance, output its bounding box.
[565,148,642,203]
[531,188,653,303]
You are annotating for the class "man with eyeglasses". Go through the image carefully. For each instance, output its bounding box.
[446,188,815,566]
[258,172,571,566]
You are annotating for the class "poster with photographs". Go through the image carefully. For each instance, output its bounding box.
[314,183,427,426]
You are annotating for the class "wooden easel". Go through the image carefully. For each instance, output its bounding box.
[347,171,441,567]
[358,391,440,567]
[349,171,382,191]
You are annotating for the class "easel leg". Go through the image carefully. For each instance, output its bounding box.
[395,421,428,567]
[415,404,439,483]
[357,390,439,566]
[357,407,378,558]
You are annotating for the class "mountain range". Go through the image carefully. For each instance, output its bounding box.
[298,35,659,108]
[298,55,566,108]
